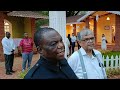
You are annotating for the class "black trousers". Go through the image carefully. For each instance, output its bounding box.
[72,42,75,53]
[4,54,14,72]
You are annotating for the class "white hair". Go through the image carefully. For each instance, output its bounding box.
[77,28,94,41]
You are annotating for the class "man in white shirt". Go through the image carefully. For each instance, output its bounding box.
[1,32,16,75]
[68,28,107,79]
[71,33,76,53]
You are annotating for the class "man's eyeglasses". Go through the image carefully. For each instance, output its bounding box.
[81,37,95,42]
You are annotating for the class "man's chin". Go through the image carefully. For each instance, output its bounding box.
[88,47,94,50]
[57,55,65,60]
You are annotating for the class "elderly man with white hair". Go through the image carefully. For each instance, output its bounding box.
[68,28,107,79]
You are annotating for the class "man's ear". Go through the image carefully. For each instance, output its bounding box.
[37,46,43,54]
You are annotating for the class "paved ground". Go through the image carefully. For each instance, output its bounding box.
[0,53,39,79]
[0,47,120,79]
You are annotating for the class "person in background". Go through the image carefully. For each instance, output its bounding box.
[68,28,107,79]
[67,34,72,55]
[76,35,81,50]
[66,37,70,58]
[101,34,107,51]
[71,33,76,53]
[24,27,78,79]
[1,32,16,75]
[19,32,34,72]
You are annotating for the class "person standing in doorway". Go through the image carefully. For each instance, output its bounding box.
[1,32,16,75]
[101,34,107,51]
[71,33,76,53]
[19,32,34,72]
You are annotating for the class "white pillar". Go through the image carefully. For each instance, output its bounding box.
[49,11,67,59]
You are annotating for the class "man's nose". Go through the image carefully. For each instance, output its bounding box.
[57,42,64,48]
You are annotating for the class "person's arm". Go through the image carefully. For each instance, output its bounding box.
[67,38,70,47]
[18,40,23,54]
[68,52,84,79]
[11,39,16,53]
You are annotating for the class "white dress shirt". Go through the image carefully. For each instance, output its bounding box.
[1,37,16,55]
[68,47,107,79]
[71,36,76,42]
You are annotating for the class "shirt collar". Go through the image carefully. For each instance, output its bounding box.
[5,37,10,39]
[80,47,96,59]
[40,56,67,72]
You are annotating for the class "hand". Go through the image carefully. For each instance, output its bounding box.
[11,49,15,54]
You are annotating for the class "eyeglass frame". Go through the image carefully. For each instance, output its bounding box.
[81,37,95,42]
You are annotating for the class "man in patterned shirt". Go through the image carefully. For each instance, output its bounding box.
[19,32,34,72]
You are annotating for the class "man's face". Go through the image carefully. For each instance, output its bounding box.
[40,31,65,61]
[24,33,28,38]
[79,34,95,50]
[72,33,74,36]
[6,32,11,39]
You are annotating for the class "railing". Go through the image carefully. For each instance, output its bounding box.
[103,55,120,69]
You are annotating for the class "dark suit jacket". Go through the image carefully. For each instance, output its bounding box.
[24,56,78,79]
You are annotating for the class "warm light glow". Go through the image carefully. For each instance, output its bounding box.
[106,17,110,20]
[4,22,9,25]
[70,24,73,26]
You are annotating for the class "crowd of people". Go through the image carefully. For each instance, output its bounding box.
[1,27,107,79]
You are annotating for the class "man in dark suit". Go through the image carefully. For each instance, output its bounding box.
[24,27,78,79]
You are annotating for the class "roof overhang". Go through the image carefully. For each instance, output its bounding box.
[77,11,95,22]
[77,11,120,22]
[7,11,48,19]
[66,22,84,25]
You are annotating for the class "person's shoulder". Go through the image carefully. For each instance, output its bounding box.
[29,37,32,39]
[24,59,42,79]
[93,49,102,55]
[2,37,5,40]
[68,51,79,59]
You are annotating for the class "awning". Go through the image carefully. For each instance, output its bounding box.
[7,11,48,19]
[77,11,120,22]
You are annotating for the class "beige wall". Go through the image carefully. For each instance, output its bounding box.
[66,25,73,37]
[24,18,32,37]
[97,14,115,43]
[66,23,85,37]
[76,23,86,35]
[66,13,115,44]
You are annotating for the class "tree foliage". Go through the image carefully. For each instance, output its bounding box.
[35,11,88,30]
[66,11,88,17]
[35,11,49,30]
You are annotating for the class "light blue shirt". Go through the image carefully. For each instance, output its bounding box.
[1,37,16,55]
[68,47,107,79]
[71,36,76,42]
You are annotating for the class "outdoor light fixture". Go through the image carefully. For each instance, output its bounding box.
[106,17,110,20]
[70,24,73,26]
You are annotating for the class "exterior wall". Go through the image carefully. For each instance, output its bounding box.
[76,23,86,34]
[31,18,37,53]
[7,17,24,38]
[113,15,120,51]
[97,14,115,43]
[66,22,85,37]
[0,12,5,62]
[24,18,32,37]
[66,25,73,36]
[73,24,76,36]
[89,19,94,32]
